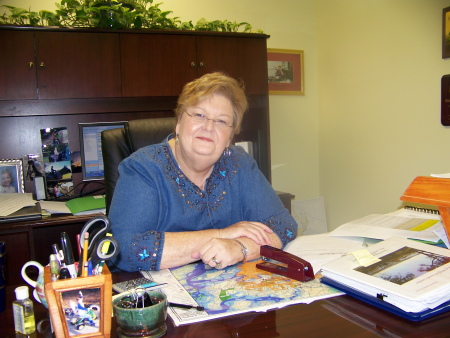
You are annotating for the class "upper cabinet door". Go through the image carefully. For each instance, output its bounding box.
[34,31,122,99]
[120,34,197,97]
[196,36,268,95]
[0,30,38,100]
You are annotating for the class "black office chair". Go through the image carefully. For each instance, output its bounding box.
[101,117,176,214]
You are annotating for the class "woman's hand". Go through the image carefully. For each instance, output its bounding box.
[192,238,244,269]
[218,221,273,246]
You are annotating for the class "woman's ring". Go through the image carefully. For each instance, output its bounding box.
[212,258,222,269]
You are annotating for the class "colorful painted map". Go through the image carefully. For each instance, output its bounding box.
[143,259,342,326]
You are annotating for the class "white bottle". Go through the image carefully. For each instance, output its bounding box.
[13,286,36,335]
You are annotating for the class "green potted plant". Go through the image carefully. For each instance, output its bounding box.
[0,0,261,32]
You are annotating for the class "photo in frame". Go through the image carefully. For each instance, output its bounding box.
[40,127,74,199]
[44,265,112,338]
[267,48,304,95]
[443,6,450,59]
[0,159,24,193]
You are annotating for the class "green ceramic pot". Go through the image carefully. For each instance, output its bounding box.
[113,291,168,338]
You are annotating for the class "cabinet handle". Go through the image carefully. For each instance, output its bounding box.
[27,62,34,69]
[199,62,205,68]
[190,62,196,68]
[39,62,46,69]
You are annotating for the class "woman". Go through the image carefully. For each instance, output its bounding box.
[0,168,17,193]
[109,72,297,272]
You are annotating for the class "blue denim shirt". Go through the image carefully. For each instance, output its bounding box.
[109,136,297,271]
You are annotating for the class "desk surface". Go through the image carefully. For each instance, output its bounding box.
[1,271,449,337]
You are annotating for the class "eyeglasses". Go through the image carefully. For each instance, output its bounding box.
[185,111,233,129]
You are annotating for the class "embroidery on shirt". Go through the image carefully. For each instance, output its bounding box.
[263,216,297,247]
[158,144,242,213]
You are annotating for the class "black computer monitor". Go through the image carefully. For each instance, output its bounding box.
[79,121,127,181]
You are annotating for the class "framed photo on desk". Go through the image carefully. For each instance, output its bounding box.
[0,159,24,193]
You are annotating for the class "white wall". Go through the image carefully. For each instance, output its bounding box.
[317,0,450,228]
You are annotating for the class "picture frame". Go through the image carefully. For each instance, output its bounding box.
[0,159,24,193]
[443,6,450,59]
[44,265,112,338]
[267,48,304,95]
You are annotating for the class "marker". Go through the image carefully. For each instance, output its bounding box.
[96,260,105,275]
[50,254,60,281]
[61,232,77,278]
[169,302,204,311]
[59,267,70,279]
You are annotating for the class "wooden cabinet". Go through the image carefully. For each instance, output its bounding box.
[0,29,122,100]
[0,30,37,99]
[120,33,197,97]
[34,31,122,99]
[120,33,268,97]
[196,35,268,95]
[0,27,271,185]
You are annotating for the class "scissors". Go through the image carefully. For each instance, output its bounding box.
[79,215,120,267]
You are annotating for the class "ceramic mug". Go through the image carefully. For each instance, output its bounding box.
[21,261,48,308]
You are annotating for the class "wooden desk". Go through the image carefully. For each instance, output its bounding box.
[0,214,94,285]
[1,270,449,337]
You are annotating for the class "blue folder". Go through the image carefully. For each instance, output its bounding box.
[321,277,450,322]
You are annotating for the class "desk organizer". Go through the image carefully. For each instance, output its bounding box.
[44,265,112,338]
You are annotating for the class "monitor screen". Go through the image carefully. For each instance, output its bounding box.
[79,121,127,181]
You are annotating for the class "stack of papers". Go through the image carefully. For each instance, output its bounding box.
[0,193,42,223]
[329,213,443,243]
[284,233,367,273]
[321,236,450,314]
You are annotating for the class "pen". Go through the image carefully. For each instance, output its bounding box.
[61,232,77,278]
[169,302,204,311]
[76,233,81,257]
[81,232,89,277]
[52,243,62,265]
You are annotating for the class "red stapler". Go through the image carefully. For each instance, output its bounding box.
[256,245,315,282]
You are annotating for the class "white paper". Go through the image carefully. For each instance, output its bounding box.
[321,237,450,312]
[329,214,442,242]
[434,228,450,248]
[0,193,35,216]
[284,233,367,273]
[39,200,72,214]
[431,173,450,178]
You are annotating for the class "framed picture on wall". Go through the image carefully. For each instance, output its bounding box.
[443,6,450,58]
[267,49,304,95]
[0,159,24,193]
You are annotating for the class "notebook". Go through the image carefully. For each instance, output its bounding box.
[0,202,42,223]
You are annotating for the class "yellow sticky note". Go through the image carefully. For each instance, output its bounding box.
[351,248,381,267]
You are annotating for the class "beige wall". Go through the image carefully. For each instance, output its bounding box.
[3,0,450,230]
[317,0,450,228]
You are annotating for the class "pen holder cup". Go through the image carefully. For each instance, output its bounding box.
[112,291,168,338]
[43,265,112,338]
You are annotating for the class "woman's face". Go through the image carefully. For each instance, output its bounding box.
[1,172,12,187]
[176,93,234,162]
